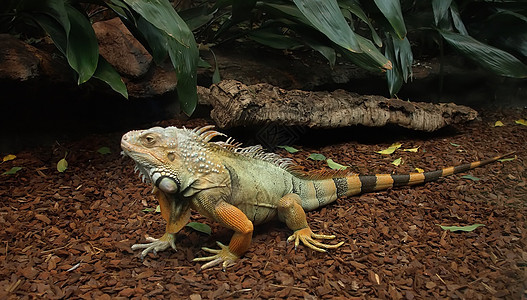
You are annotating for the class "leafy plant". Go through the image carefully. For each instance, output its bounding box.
[0,0,199,115]
[187,0,527,96]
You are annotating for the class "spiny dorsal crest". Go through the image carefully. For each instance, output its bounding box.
[188,125,355,179]
[188,125,294,171]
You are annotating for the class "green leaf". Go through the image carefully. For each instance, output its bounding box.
[65,5,99,84]
[327,158,348,170]
[303,36,336,68]
[136,16,168,64]
[461,174,480,181]
[376,142,402,155]
[32,13,68,55]
[391,157,402,166]
[293,0,361,53]
[450,142,460,147]
[515,119,527,126]
[494,120,504,127]
[155,205,161,213]
[373,0,407,39]
[439,30,527,78]
[498,156,516,162]
[340,35,392,72]
[186,222,212,235]
[93,56,128,98]
[57,158,68,173]
[339,0,382,47]
[249,30,303,50]
[142,207,155,212]
[438,224,484,232]
[97,147,112,155]
[179,5,215,31]
[308,153,326,161]
[125,0,199,115]
[3,167,22,175]
[278,146,299,153]
[431,0,452,26]
[449,2,467,35]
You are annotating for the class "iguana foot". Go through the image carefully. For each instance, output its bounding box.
[193,241,239,271]
[131,233,176,259]
[287,228,344,252]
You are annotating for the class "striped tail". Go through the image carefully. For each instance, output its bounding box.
[297,152,514,211]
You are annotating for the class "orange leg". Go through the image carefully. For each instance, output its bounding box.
[278,194,344,252]
[194,201,253,270]
[132,188,191,259]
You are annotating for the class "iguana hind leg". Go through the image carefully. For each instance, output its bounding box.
[193,201,253,270]
[132,188,191,259]
[278,193,344,252]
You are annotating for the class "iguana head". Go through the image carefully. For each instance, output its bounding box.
[121,127,182,194]
[121,125,228,195]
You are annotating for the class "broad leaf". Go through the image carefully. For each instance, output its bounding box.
[494,120,504,127]
[339,0,382,46]
[431,0,452,26]
[125,0,199,115]
[376,142,402,155]
[278,146,299,153]
[374,0,407,39]
[415,167,424,173]
[450,2,467,35]
[2,154,16,162]
[249,30,303,49]
[341,35,392,72]
[293,0,361,53]
[93,56,128,99]
[308,153,326,161]
[304,37,336,68]
[327,158,348,170]
[65,5,99,84]
[32,13,68,55]
[438,224,484,232]
[392,157,402,166]
[440,30,527,78]
[186,222,212,235]
[57,158,68,173]
[3,167,22,175]
[402,147,419,152]
[136,17,168,65]
[97,146,112,155]
[515,119,527,126]
[179,5,215,31]
[461,174,480,181]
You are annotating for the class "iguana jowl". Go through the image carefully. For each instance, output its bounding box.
[121,125,513,270]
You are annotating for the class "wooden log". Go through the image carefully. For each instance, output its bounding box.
[197,80,478,132]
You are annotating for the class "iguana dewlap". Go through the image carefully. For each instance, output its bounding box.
[121,125,512,270]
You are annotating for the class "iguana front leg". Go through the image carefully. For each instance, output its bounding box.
[278,193,344,252]
[193,200,254,270]
[132,188,191,259]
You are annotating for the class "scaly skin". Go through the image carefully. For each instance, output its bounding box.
[121,125,514,270]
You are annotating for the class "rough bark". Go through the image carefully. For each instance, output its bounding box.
[198,80,478,132]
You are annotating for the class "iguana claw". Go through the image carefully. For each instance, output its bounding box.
[131,233,177,259]
[287,228,344,252]
[193,241,239,271]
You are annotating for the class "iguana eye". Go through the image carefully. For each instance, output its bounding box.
[143,134,156,146]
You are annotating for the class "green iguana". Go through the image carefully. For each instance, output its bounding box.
[121,125,513,270]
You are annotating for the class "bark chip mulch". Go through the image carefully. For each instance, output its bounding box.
[1,110,526,299]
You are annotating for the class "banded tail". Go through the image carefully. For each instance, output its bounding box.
[296,152,515,211]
